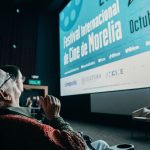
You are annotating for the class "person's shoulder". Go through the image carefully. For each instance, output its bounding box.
[6,106,32,117]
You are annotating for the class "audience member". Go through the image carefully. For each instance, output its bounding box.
[0,65,109,150]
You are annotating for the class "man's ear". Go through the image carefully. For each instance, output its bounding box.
[0,90,12,102]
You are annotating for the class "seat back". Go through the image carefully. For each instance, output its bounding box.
[0,114,64,150]
[132,106,150,120]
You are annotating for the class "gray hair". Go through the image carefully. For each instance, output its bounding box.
[0,69,16,95]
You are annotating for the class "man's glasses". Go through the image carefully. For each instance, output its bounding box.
[0,74,26,90]
[0,74,15,89]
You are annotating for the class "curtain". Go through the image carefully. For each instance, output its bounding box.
[0,5,38,77]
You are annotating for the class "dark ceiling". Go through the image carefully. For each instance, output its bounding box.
[1,0,70,12]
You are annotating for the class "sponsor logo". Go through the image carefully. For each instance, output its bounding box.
[65,80,77,87]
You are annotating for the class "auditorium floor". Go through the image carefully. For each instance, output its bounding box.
[66,118,150,150]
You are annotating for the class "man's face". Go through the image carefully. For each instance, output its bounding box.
[16,70,24,94]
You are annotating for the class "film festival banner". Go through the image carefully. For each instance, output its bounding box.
[59,0,150,96]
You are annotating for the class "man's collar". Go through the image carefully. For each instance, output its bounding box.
[0,107,32,118]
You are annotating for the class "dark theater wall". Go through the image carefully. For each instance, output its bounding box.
[35,11,60,96]
[0,6,38,77]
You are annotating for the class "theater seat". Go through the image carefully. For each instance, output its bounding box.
[131,106,150,137]
[132,106,150,121]
[0,114,85,150]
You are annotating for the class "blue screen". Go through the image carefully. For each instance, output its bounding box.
[59,0,150,96]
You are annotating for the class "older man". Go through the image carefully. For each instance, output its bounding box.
[0,65,87,150]
[0,65,109,150]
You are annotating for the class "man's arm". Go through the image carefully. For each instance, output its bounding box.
[39,95,87,150]
[42,116,74,131]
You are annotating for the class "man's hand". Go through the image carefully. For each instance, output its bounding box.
[39,95,61,120]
